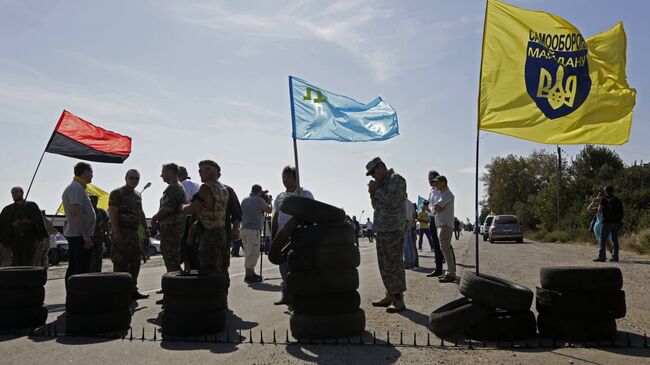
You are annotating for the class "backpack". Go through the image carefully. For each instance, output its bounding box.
[604,196,624,223]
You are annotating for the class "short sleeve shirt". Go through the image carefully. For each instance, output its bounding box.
[434,189,455,227]
[109,186,143,230]
[274,188,314,231]
[62,180,96,237]
[241,195,269,230]
[159,182,186,225]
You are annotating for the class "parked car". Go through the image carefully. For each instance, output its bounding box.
[148,234,161,256]
[488,215,524,243]
[48,232,69,265]
[481,215,495,241]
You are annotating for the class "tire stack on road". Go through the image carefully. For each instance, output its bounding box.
[161,271,228,337]
[66,272,132,335]
[0,267,48,331]
[280,196,366,340]
[536,266,625,341]
[429,271,536,341]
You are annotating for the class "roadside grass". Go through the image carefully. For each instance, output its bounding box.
[527,227,650,256]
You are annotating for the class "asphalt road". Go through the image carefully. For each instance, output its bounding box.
[1,234,650,364]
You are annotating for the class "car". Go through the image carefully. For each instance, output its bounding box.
[147,234,161,256]
[481,215,495,241]
[48,232,69,265]
[488,215,524,243]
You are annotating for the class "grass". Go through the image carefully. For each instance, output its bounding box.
[526,227,650,256]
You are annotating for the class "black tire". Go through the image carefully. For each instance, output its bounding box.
[459,271,533,313]
[291,223,356,249]
[465,310,537,341]
[287,269,359,295]
[161,271,227,296]
[292,291,361,315]
[65,292,132,314]
[537,314,617,341]
[0,267,47,289]
[67,272,133,294]
[0,305,47,330]
[163,293,227,312]
[290,309,365,340]
[0,287,45,309]
[489,237,495,244]
[280,196,345,224]
[268,217,304,265]
[287,245,360,272]
[535,287,626,319]
[516,238,524,243]
[162,309,226,337]
[66,309,132,335]
[482,235,487,242]
[428,297,492,338]
[540,266,623,292]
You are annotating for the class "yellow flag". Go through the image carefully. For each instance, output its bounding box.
[56,183,109,214]
[478,0,636,145]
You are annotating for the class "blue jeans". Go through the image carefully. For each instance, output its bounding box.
[418,228,433,250]
[599,222,620,259]
[404,230,415,268]
[429,217,443,271]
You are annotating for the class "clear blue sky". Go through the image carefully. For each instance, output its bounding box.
[1,0,648,222]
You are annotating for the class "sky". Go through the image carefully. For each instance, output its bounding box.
[1,0,648,223]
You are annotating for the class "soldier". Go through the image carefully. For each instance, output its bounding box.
[182,160,229,274]
[366,157,407,313]
[0,187,48,266]
[89,195,109,272]
[109,169,150,300]
[151,163,186,273]
[35,210,53,268]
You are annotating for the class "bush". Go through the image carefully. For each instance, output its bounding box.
[543,230,574,243]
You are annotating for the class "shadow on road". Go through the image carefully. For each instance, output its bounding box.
[247,281,281,292]
[396,309,429,328]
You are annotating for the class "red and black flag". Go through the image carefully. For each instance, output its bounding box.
[45,110,131,163]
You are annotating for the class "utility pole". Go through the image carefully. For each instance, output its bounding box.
[556,146,561,231]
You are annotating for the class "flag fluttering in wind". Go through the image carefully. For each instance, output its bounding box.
[56,183,109,214]
[290,76,399,142]
[45,110,132,163]
[478,0,636,145]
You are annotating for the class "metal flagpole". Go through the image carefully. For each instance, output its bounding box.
[289,76,301,190]
[25,129,57,199]
[556,145,561,231]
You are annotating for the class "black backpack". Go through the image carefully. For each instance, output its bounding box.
[604,196,624,223]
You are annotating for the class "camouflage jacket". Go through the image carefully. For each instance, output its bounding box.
[93,207,109,239]
[371,169,407,233]
[109,186,143,231]
[159,182,186,226]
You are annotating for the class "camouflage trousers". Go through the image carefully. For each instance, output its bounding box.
[376,230,406,294]
[33,238,49,268]
[89,238,104,272]
[0,243,12,267]
[160,221,183,272]
[198,227,227,274]
[111,229,141,291]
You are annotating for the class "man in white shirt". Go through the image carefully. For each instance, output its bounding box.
[425,170,445,278]
[271,166,314,306]
[366,218,374,242]
[433,176,456,283]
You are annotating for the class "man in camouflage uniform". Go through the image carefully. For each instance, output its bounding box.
[34,210,53,268]
[183,160,229,274]
[89,195,109,272]
[151,163,186,273]
[0,187,48,266]
[109,169,150,300]
[366,157,408,313]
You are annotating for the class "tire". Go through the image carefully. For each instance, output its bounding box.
[482,235,487,242]
[535,288,626,319]
[540,266,623,292]
[287,245,360,272]
[161,271,228,296]
[537,314,617,341]
[0,305,48,330]
[287,269,359,295]
[290,309,365,340]
[67,272,133,294]
[0,287,45,309]
[66,292,132,314]
[66,309,132,335]
[428,297,492,338]
[291,223,356,249]
[147,246,156,256]
[465,310,537,341]
[0,267,47,289]
[163,293,227,312]
[162,309,226,337]
[516,238,524,243]
[489,237,495,244]
[280,196,345,224]
[292,291,361,315]
[459,271,533,313]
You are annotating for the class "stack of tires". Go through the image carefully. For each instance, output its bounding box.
[66,272,132,335]
[0,267,48,331]
[536,266,624,341]
[429,271,536,341]
[161,271,227,337]
[281,196,366,340]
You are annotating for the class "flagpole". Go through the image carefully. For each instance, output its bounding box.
[25,129,57,199]
[288,76,301,190]
[293,138,301,190]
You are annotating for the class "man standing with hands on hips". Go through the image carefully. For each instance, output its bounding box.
[366,157,407,313]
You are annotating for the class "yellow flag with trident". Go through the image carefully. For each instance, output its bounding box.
[478,0,636,145]
[56,183,109,214]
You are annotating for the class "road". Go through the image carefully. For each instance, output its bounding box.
[1,234,650,364]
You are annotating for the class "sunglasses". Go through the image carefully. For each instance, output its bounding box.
[128,176,140,180]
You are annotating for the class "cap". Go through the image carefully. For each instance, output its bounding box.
[365,157,383,176]
[435,175,448,183]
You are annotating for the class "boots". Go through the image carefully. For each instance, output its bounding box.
[371,292,393,307]
[386,292,405,313]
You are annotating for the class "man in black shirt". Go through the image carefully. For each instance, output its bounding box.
[594,185,623,262]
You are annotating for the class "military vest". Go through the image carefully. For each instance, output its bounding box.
[198,181,229,229]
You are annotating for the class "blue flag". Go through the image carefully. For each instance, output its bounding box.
[417,196,427,211]
[290,76,399,142]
